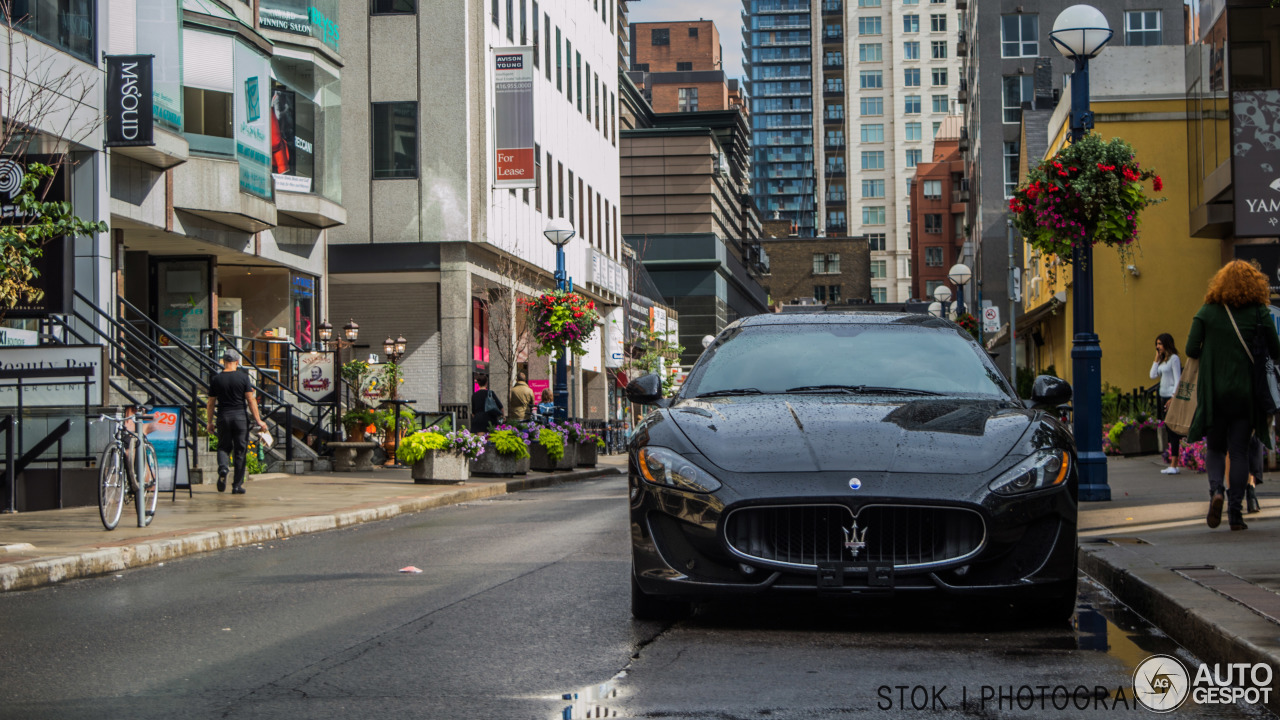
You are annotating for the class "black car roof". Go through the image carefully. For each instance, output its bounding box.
[736,310,955,329]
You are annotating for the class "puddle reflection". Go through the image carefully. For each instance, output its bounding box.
[557,673,624,719]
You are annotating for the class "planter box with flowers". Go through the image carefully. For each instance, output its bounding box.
[397,429,486,484]
[530,427,578,471]
[1103,416,1161,457]
[471,425,532,476]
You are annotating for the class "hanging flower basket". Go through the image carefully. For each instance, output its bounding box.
[521,291,599,359]
[1008,133,1164,264]
[953,312,979,339]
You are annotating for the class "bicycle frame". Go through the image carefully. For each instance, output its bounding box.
[97,409,157,528]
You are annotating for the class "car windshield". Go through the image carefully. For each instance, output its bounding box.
[683,323,1011,398]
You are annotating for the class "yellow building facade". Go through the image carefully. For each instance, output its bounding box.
[1018,48,1221,395]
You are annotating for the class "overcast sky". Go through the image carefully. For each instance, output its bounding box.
[628,0,747,84]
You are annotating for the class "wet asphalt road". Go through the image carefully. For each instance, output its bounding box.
[0,476,1272,719]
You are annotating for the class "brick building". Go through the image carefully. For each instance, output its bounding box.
[909,116,967,301]
[630,21,735,113]
[759,237,872,306]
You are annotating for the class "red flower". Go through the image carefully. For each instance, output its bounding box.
[1153,175,1163,192]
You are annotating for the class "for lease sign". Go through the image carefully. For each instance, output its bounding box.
[493,47,535,188]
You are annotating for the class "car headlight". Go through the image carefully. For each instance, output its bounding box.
[636,447,722,493]
[988,449,1070,496]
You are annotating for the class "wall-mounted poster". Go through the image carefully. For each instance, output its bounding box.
[1232,90,1280,237]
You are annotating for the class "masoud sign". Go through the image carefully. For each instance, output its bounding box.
[104,55,154,147]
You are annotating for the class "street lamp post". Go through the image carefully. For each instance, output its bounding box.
[544,218,575,420]
[933,284,953,319]
[1051,4,1113,502]
[947,263,972,316]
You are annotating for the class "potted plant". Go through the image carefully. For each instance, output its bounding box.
[471,424,532,476]
[342,408,376,441]
[376,406,419,458]
[577,432,605,468]
[521,291,599,360]
[529,426,568,471]
[397,428,486,483]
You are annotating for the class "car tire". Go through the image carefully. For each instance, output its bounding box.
[631,573,692,621]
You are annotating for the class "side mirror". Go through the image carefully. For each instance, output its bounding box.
[625,373,664,405]
[1029,375,1073,408]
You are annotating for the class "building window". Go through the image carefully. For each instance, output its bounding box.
[826,129,845,147]
[922,179,941,198]
[905,122,922,141]
[861,151,885,170]
[858,17,882,35]
[903,14,919,32]
[689,26,698,37]
[905,149,922,167]
[860,70,882,88]
[925,247,944,266]
[492,0,499,25]
[826,51,845,68]
[864,206,887,225]
[932,121,941,136]
[905,68,921,86]
[519,0,526,43]
[858,0,880,6]
[932,94,949,113]
[1001,14,1038,57]
[924,213,942,233]
[814,284,842,303]
[904,41,920,60]
[871,287,887,303]
[904,94,921,114]
[859,43,882,62]
[372,102,418,178]
[827,156,846,173]
[827,211,846,230]
[814,253,842,274]
[651,28,669,45]
[828,184,847,202]
[556,27,562,91]
[825,23,843,40]
[1125,11,1162,46]
[1004,141,1020,198]
[860,97,883,115]
[678,87,698,112]
[372,0,416,14]
[1003,75,1033,123]
[633,62,649,72]
[826,103,845,120]
[930,13,946,31]
[871,259,887,278]
[826,77,845,93]
[576,52,582,111]
[931,40,947,58]
[860,123,883,142]
[866,233,886,251]
[676,61,692,71]
[931,68,947,86]
[862,179,885,197]
[506,0,514,40]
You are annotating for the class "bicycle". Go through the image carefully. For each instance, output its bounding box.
[96,408,159,530]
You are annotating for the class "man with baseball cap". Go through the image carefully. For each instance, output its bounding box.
[206,350,269,494]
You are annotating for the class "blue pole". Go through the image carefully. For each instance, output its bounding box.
[554,245,569,421]
[1068,55,1110,502]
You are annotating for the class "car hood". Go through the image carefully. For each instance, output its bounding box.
[668,396,1034,475]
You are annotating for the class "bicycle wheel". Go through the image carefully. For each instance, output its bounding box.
[98,444,125,531]
[142,442,159,525]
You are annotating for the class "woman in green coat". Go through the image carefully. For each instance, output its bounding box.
[1186,260,1280,531]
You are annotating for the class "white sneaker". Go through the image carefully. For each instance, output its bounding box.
[1161,466,1180,475]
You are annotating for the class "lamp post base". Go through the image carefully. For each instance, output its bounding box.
[1077,450,1111,501]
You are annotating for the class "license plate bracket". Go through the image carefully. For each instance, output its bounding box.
[817,561,895,590]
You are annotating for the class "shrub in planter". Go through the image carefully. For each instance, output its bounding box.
[576,432,604,467]
[530,428,566,471]
[398,429,485,483]
[471,426,532,476]
[342,408,376,441]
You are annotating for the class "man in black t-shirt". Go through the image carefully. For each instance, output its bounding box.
[206,350,269,494]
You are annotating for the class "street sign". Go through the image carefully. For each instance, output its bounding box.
[983,306,1001,333]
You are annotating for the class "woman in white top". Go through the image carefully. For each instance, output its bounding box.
[1151,333,1183,474]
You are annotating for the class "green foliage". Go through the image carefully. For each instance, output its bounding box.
[0,162,109,310]
[342,407,375,426]
[341,359,370,385]
[489,428,531,459]
[630,328,685,397]
[375,406,418,432]
[595,434,606,450]
[538,429,565,462]
[396,431,449,464]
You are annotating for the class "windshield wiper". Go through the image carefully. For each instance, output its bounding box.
[696,388,765,398]
[785,384,942,396]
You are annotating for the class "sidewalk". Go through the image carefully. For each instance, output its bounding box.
[0,455,627,593]
[1079,455,1280,715]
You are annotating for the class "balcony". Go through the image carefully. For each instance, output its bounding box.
[957,31,968,57]
[822,1,842,16]
[827,223,848,234]
[955,0,967,8]
[823,59,844,70]
[951,188,970,204]
[824,141,846,149]
[958,127,970,153]
[823,114,844,124]
[957,78,968,104]
[823,32,844,44]
[825,167,846,178]
[823,87,845,97]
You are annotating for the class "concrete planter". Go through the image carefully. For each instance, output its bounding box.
[470,444,531,476]
[576,441,598,467]
[1114,426,1159,456]
[530,440,577,471]
[412,450,470,484]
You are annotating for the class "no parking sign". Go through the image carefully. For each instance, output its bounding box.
[982,306,1001,333]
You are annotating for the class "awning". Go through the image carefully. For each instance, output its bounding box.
[984,292,1066,351]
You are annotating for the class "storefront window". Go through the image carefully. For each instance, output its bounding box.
[270,56,341,202]
[9,0,94,62]
[291,273,316,348]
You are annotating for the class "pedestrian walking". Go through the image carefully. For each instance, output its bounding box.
[1185,260,1280,531]
[205,350,269,495]
[535,388,556,422]
[470,374,504,432]
[1151,333,1184,474]
[507,372,535,423]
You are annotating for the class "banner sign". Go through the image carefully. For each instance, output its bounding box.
[147,406,185,493]
[298,351,336,403]
[0,154,71,317]
[105,55,154,147]
[604,307,624,368]
[269,83,314,193]
[1231,90,1280,237]
[358,363,393,407]
[137,0,182,130]
[492,47,536,188]
[258,0,339,52]
[234,40,272,200]
[0,345,105,407]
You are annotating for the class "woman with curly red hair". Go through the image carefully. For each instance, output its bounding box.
[1186,260,1280,530]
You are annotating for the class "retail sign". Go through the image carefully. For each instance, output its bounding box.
[147,406,186,493]
[298,352,336,403]
[580,326,602,373]
[0,345,105,407]
[104,55,154,147]
[137,0,182,130]
[1232,90,1280,237]
[604,308,624,368]
[234,40,273,200]
[649,305,667,334]
[492,47,536,188]
[258,0,339,51]
[0,154,71,317]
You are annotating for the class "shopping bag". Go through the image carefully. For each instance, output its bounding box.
[1165,357,1199,436]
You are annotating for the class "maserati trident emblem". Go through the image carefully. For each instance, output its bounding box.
[843,521,868,558]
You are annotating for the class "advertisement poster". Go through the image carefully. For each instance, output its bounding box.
[0,155,70,316]
[234,40,272,200]
[147,406,185,493]
[492,47,536,188]
[1231,89,1280,237]
[270,83,313,193]
[298,351,336,403]
[137,0,182,130]
[104,55,154,147]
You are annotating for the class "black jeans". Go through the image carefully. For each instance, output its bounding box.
[1205,413,1252,519]
[217,411,251,488]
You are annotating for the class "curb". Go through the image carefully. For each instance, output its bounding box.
[0,466,624,594]
[1079,545,1280,716]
